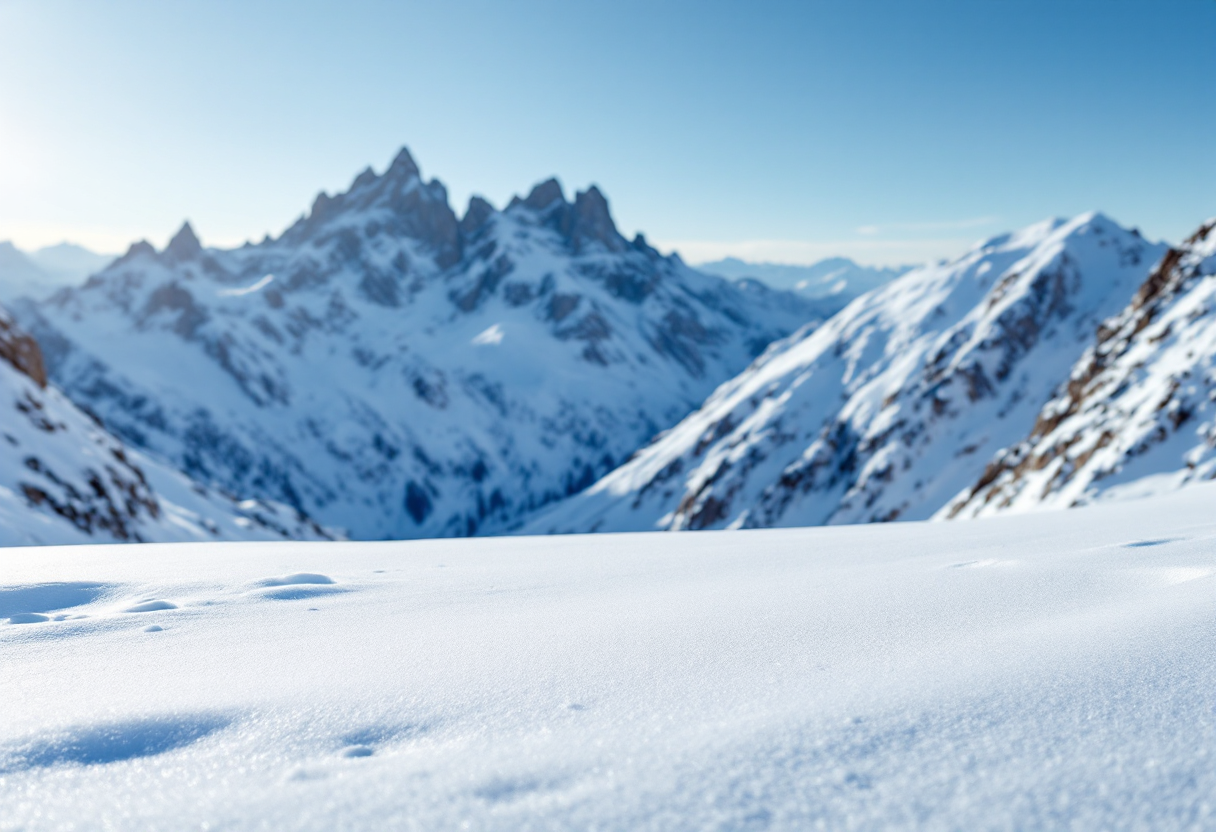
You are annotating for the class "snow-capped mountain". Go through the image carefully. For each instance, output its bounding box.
[16,148,828,540]
[698,256,912,302]
[946,218,1216,517]
[0,241,112,303]
[525,213,1166,533]
[0,304,331,545]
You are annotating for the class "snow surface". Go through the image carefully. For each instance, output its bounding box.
[2,484,1215,829]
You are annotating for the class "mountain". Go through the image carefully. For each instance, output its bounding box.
[0,241,113,304]
[697,256,913,301]
[0,304,331,545]
[945,218,1216,517]
[15,147,830,540]
[524,213,1166,533]
[28,242,115,283]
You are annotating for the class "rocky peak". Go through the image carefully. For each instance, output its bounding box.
[519,178,566,212]
[571,186,628,254]
[384,146,421,182]
[460,195,496,237]
[164,221,203,263]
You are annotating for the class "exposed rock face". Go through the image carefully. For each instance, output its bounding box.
[0,306,46,387]
[945,218,1216,517]
[18,147,830,540]
[0,303,332,545]
[523,213,1166,534]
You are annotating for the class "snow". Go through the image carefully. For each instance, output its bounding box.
[0,305,332,546]
[529,213,1166,535]
[16,148,830,541]
[3,484,1215,829]
[948,219,1216,517]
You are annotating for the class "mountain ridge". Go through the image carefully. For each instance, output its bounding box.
[17,147,830,540]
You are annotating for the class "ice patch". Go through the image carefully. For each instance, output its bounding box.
[217,274,274,297]
[471,324,504,346]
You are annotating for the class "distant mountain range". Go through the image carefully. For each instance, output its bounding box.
[13,148,831,541]
[697,256,913,301]
[0,241,114,303]
[2,143,1212,546]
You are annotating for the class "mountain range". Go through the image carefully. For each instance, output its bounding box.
[524,213,1170,533]
[697,256,912,301]
[13,148,829,541]
[0,241,114,304]
[2,144,1212,546]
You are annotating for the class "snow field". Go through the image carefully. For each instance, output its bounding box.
[2,484,1216,829]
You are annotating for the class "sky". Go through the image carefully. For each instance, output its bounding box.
[0,0,1212,266]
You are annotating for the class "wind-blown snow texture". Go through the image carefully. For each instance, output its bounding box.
[0,304,330,546]
[16,148,827,540]
[948,218,1216,516]
[3,486,1216,829]
[528,213,1165,533]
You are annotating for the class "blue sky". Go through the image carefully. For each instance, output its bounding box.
[0,0,1211,265]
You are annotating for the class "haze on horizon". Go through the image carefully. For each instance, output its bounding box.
[0,0,1211,267]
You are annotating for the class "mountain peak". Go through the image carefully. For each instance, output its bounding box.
[571,185,627,253]
[460,195,496,236]
[386,146,421,181]
[164,221,202,262]
[521,178,566,212]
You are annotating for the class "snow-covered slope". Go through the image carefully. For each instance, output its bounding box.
[947,218,1216,517]
[0,305,330,545]
[0,241,111,303]
[527,214,1165,533]
[16,148,826,540]
[3,486,1216,829]
[699,255,912,302]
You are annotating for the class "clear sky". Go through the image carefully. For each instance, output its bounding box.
[0,0,1212,265]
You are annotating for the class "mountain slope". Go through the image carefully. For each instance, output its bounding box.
[698,256,912,301]
[0,305,330,546]
[946,218,1216,517]
[0,242,111,304]
[17,148,828,540]
[525,213,1165,533]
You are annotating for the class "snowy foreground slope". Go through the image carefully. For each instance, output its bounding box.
[16,147,825,540]
[948,218,1216,516]
[3,486,1215,830]
[529,213,1164,533]
[0,305,330,546]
